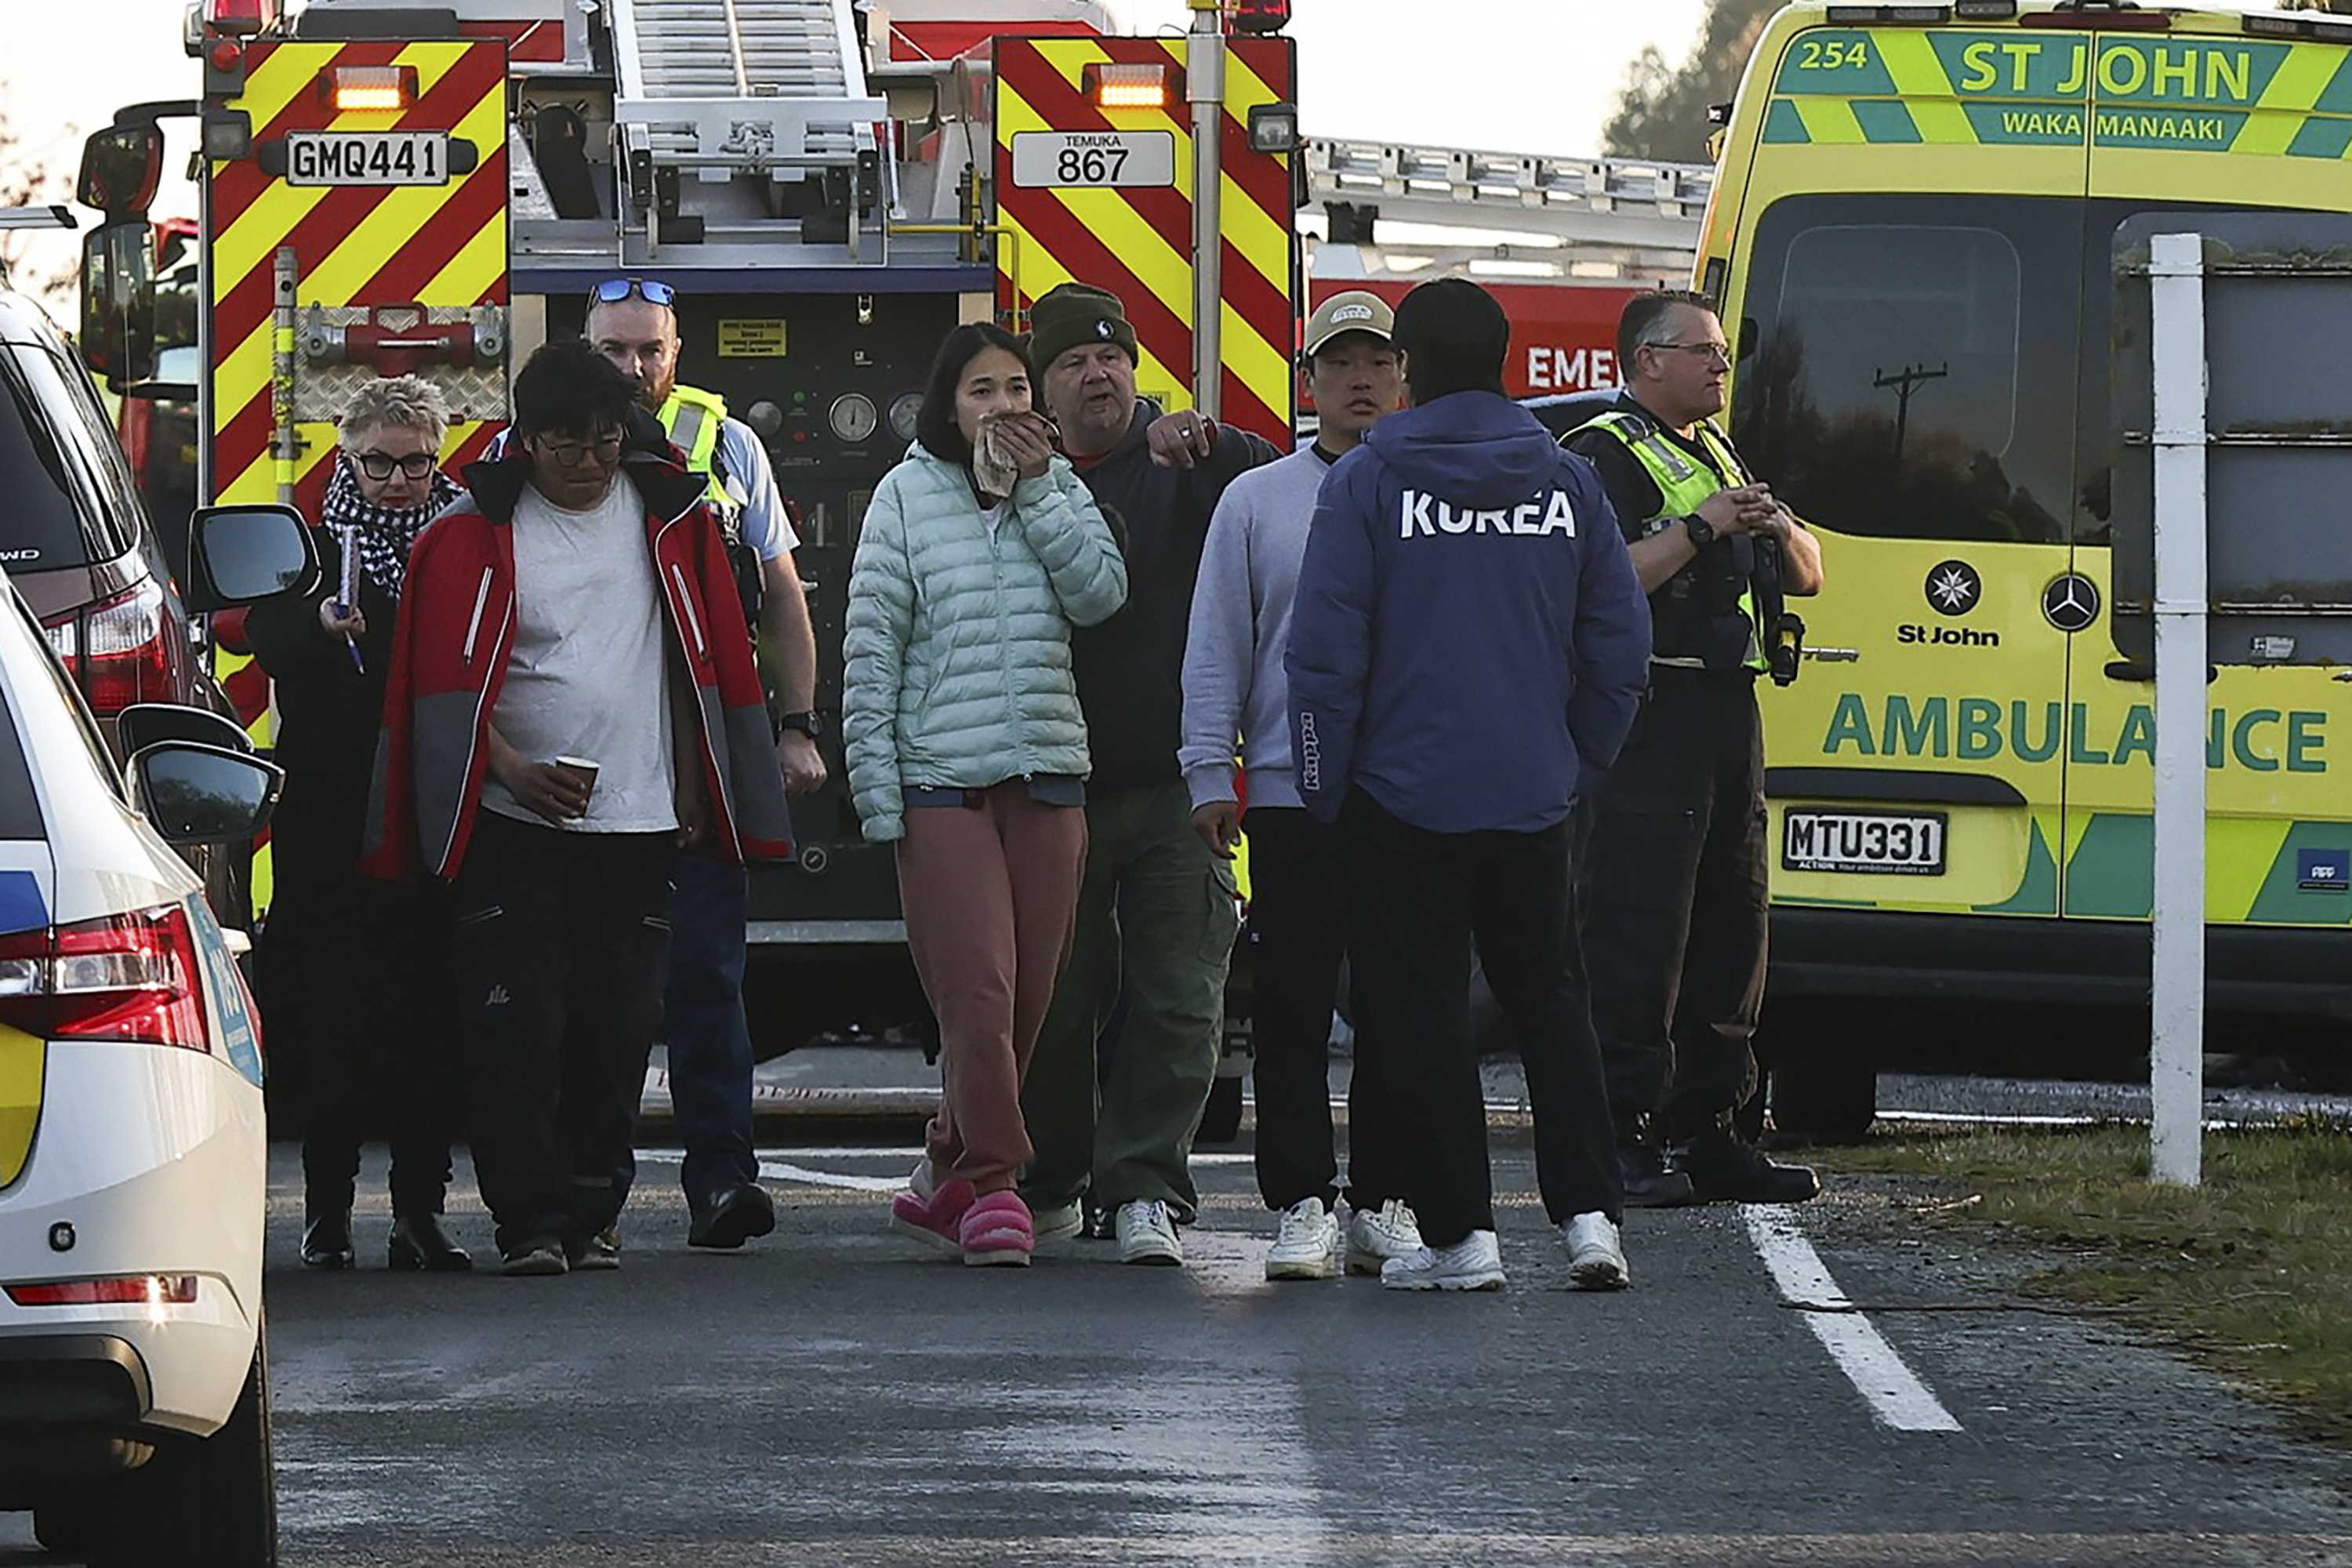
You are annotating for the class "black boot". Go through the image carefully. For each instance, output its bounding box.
[388,1212,474,1272]
[1675,1118,1820,1205]
[1617,1112,1696,1208]
[300,1210,355,1270]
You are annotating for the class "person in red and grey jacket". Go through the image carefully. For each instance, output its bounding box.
[363,339,793,1276]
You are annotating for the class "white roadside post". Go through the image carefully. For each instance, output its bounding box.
[2147,230,2209,1189]
[1188,0,1225,422]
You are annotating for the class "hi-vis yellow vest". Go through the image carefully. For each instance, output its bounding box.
[1576,408,1765,672]
[659,383,731,516]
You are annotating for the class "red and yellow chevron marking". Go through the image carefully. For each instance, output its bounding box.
[208,39,509,516]
[205,39,509,916]
[993,35,1298,446]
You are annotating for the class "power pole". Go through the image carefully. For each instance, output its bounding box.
[1873,361,1948,488]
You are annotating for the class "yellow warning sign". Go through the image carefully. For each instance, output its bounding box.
[718,320,787,358]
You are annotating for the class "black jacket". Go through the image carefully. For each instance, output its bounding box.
[1067,398,1279,789]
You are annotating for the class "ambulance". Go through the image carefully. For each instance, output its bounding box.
[1705,2,2352,1133]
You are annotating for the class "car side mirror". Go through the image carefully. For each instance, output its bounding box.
[117,702,254,758]
[80,219,156,389]
[185,503,319,612]
[129,741,283,845]
[78,124,164,220]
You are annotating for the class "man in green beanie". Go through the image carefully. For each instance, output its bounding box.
[1018,280,1281,1266]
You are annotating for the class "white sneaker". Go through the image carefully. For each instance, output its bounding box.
[1345,1198,1425,1276]
[1379,1229,1505,1291]
[1113,1199,1183,1266]
[1563,1211,1630,1290]
[1031,1199,1084,1243]
[1265,1197,1341,1281]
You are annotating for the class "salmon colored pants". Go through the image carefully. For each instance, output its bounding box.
[896,783,1088,1194]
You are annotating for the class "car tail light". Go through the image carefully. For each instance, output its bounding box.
[6,1276,198,1306]
[0,904,211,1051]
[47,578,177,717]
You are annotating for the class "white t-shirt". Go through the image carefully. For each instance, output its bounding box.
[481,472,679,833]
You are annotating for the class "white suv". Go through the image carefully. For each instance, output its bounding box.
[0,504,314,1566]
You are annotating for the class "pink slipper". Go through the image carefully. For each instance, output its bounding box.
[959,1191,1035,1268]
[891,1177,975,1255]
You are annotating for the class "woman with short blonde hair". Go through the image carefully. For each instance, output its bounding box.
[245,374,470,1273]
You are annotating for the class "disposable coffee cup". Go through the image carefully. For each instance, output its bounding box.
[553,755,600,804]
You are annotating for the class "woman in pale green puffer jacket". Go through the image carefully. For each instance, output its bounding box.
[845,322,1127,1268]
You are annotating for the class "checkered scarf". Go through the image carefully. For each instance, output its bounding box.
[320,457,459,601]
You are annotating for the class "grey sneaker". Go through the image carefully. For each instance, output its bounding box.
[1265,1197,1341,1281]
[1113,1200,1183,1266]
[568,1225,622,1272]
[1029,1199,1085,1243]
[1379,1229,1506,1292]
[1563,1212,1630,1290]
[499,1235,568,1277]
[1344,1198,1425,1275]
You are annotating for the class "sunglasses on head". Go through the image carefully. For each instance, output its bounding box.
[588,278,677,308]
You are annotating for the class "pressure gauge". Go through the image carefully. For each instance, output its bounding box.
[829,392,879,445]
[887,390,924,444]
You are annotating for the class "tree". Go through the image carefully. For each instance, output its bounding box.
[0,86,82,313]
[1603,0,1780,163]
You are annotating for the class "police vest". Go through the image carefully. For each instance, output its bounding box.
[1576,408,1766,673]
[659,383,735,521]
[659,383,764,634]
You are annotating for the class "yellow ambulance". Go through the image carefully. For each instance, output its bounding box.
[1706,2,2352,1131]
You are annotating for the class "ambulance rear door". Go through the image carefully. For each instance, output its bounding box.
[1731,18,2093,942]
[2075,20,2352,946]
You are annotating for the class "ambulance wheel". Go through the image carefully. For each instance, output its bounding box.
[1199,1073,1246,1145]
[1769,1045,1877,1145]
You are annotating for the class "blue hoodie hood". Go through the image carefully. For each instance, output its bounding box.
[1365,391,1566,510]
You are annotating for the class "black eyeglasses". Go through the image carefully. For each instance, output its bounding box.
[588,278,677,308]
[531,431,626,467]
[353,450,437,481]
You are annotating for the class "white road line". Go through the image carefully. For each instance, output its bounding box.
[1742,1205,1963,1434]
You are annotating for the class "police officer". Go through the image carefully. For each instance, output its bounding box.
[1289,278,1652,1291]
[1566,289,1824,1207]
[586,278,828,1247]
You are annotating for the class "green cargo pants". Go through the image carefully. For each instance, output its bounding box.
[1019,779,1239,1222]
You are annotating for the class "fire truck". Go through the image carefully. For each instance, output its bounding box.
[1301,137,1714,413]
[76,0,1305,1046]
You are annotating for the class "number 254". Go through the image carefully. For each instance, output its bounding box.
[1798,38,1871,71]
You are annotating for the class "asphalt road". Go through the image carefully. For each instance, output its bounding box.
[9,1124,2350,1568]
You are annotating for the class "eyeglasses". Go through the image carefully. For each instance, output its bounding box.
[588,278,677,308]
[530,431,626,467]
[1649,339,1732,365]
[352,450,437,481]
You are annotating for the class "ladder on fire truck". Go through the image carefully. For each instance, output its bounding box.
[1306,138,1714,285]
[605,0,890,262]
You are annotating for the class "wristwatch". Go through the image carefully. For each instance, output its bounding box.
[1683,515,1717,548]
[778,710,823,739]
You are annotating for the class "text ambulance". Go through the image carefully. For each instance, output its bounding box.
[1703,2,2352,1123]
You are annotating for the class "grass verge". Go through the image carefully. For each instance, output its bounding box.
[1824,1120,2352,1446]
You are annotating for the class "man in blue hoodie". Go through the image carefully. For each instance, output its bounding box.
[1287,278,1653,1292]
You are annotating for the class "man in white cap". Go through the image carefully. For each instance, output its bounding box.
[1178,291,1424,1280]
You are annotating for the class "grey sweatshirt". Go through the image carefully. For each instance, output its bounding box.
[1178,443,1334,812]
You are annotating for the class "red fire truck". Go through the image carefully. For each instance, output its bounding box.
[77,0,1305,1052]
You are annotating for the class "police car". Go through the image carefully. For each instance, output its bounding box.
[0,503,314,1566]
